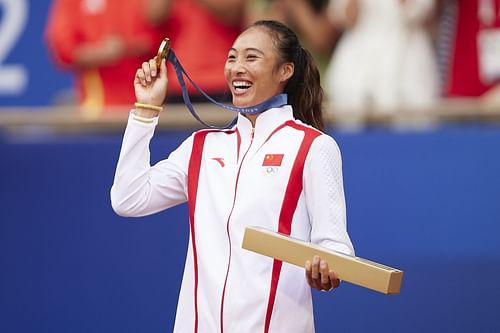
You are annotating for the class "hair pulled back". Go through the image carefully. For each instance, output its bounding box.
[251,20,325,131]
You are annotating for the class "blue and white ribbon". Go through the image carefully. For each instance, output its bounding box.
[167,49,288,128]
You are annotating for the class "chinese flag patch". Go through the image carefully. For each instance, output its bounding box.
[262,154,284,166]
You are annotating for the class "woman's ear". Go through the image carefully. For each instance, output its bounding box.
[280,62,294,83]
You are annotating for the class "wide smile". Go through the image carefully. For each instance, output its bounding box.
[232,80,253,96]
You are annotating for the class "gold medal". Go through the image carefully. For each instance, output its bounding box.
[156,38,171,68]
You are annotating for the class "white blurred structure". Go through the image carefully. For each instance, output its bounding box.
[325,0,438,114]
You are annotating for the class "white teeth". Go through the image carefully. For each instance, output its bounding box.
[233,81,252,89]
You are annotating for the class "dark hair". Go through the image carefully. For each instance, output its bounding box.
[251,20,325,131]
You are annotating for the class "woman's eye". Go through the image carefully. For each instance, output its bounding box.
[246,54,258,60]
[227,55,236,61]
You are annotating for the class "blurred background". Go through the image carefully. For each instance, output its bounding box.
[1,0,500,332]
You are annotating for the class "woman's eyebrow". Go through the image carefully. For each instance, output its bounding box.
[245,48,264,55]
[228,47,265,55]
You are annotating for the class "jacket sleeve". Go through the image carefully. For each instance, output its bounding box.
[303,134,355,256]
[110,113,192,217]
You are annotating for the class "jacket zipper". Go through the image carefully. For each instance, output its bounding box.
[219,127,254,333]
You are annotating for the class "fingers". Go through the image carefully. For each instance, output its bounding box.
[142,59,155,83]
[160,57,167,77]
[329,270,340,289]
[320,259,330,286]
[305,260,313,286]
[135,58,162,86]
[148,58,157,79]
[135,67,146,86]
[151,57,168,79]
[305,256,340,292]
[311,255,320,281]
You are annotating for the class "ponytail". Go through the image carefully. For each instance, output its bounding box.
[286,47,324,131]
[252,20,325,131]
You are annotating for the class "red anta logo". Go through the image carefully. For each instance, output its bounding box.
[211,157,225,167]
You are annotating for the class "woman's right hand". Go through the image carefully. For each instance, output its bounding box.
[134,57,168,116]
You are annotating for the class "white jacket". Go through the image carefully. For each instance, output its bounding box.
[111,105,355,333]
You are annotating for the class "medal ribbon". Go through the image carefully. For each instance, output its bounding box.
[167,49,288,129]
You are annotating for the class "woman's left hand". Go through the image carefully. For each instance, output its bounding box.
[305,256,340,292]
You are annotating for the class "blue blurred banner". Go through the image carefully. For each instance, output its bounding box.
[0,0,71,107]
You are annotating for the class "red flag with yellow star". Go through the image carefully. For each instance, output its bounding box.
[262,154,284,166]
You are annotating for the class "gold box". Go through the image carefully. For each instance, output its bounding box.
[242,226,403,294]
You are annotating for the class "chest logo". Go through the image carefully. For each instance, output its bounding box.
[211,157,225,167]
[262,154,284,176]
[262,154,284,166]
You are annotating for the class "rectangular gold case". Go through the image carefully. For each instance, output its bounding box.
[242,226,403,294]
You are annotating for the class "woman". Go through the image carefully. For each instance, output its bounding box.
[111,20,354,333]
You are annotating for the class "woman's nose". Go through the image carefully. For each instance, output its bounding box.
[231,58,247,75]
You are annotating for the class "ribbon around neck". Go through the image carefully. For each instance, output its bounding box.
[167,49,288,129]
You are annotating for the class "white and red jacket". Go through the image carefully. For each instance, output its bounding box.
[111,105,355,333]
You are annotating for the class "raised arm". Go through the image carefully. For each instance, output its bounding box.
[111,54,190,216]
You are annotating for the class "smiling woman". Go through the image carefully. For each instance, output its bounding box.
[111,20,354,333]
[225,27,294,109]
[225,21,326,131]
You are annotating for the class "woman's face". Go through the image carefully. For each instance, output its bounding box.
[224,26,293,108]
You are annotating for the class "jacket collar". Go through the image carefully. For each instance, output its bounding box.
[236,105,294,143]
